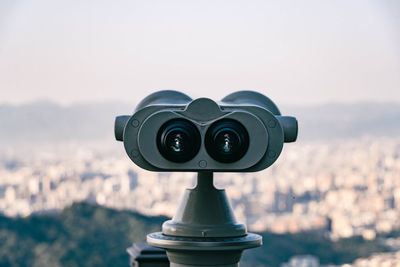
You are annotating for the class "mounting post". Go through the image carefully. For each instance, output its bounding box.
[147,172,262,267]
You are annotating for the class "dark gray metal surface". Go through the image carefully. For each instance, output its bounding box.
[127,243,169,267]
[115,90,297,172]
[147,173,262,267]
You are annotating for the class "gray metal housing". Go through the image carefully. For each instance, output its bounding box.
[115,90,297,172]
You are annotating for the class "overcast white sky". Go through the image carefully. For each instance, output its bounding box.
[0,0,399,105]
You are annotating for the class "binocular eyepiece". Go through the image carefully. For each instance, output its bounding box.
[157,118,249,164]
[157,119,201,163]
[205,119,249,163]
[115,90,297,172]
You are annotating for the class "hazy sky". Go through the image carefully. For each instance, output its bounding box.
[0,0,399,105]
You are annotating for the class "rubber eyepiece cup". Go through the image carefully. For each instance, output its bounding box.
[157,119,201,163]
[205,119,249,163]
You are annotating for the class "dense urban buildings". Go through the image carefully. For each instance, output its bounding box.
[1,137,400,265]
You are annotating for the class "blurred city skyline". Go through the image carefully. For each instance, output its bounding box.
[0,0,399,105]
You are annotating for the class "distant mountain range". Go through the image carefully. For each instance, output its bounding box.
[0,202,390,267]
[0,101,131,144]
[283,102,400,140]
[0,101,399,144]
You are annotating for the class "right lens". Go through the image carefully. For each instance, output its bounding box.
[205,119,249,163]
[157,119,201,163]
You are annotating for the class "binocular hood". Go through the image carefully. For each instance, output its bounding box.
[115,90,297,172]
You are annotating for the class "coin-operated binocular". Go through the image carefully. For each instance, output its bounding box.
[115,90,297,267]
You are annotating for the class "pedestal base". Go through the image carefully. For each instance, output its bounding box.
[146,172,262,266]
[147,232,262,267]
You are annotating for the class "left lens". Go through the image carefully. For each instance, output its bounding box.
[205,119,249,163]
[157,119,200,163]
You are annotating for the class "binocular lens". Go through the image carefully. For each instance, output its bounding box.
[215,131,239,153]
[169,133,184,152]
[157,119,200,163]
[206,119,249,163]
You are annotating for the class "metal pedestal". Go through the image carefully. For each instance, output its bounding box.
[147,172,262,266]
